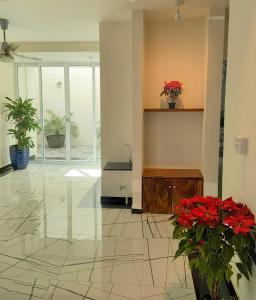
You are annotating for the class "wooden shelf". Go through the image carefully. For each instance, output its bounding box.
[143,168,203,179]
[144,108,204,112]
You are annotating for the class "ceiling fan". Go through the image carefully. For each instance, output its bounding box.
[0,18,41,63]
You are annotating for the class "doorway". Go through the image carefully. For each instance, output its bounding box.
[16,64,101,162]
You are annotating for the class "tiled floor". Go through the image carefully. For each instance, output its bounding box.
[37,145,101,161]
[0,164,196,299]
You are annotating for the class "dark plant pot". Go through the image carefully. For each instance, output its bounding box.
[168,102,176,109]
[189,254,238,300]
[46,134,65,148]
[9,145,29,170]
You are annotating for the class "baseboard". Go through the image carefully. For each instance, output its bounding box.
[0,164,13,176]
[101,196,132,209]
[131,208,143,214]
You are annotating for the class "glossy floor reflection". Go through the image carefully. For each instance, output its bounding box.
[0,164,195,299]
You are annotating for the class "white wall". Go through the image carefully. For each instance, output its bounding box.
[0,63,15,167]
[144,112,203,169]
[201,8,225,196]
[132,11,144,209]
[222,1,256,298]
[100,21,133,197]
[17,66,40,157]
[144,19,206,109]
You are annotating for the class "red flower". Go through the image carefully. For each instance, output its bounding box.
[224,214,255,235]
[199,240,205,246]
[178,215,193,228]
[163,80,183,91]
[223,197,238,212]
[165,80,183,89]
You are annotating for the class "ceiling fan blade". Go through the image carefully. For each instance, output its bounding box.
[8,43,20,51]
[14,53,42,61]
[0,54,14,63]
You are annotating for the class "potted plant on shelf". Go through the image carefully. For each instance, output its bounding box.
[44,110,78,148]
[4,97,40,170]
[160,80,183,109]
[171,196,256,300]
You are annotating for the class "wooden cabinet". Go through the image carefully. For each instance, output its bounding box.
[143,178,172,214]
[142,169,203,214]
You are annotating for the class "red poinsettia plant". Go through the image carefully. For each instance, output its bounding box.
[171,196,256,300]
[160,80,183,102]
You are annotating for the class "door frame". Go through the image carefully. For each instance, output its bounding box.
[14,62,100,163]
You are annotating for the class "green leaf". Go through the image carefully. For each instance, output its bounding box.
[173,226,183,239]
[222,244,234,263]
[207,277,213,291]
[196,224,204,242]
[236,263,250,280]
[4,96,41,149]
[237,273,242,286]
[174,239,190,259]
[189,257,199,269]
[249,249,256,265]
[225,265,233,282]
[232,235,243,251]
[178,239,188,249]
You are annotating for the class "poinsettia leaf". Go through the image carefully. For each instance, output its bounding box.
[178,239,189,249]
[196,224,204,242]
[189,257,199,270]
[236,263,250,280]
[209,255,221,276]
[207,277,213,291]
[222,244,234,263]
[173,226,183,239]
[249,249,256,265]
[174,247,186,259]
[225,265,233,282]
[247,261,253,276]
[174,239,190,259]
[237,273,242,286]
[209,233,222,249]
[232,234,243,252]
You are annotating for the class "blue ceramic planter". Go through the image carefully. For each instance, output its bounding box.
[9,145,29,170]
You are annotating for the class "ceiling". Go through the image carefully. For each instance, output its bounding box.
[15,52,100,63]
[0,0,229,42]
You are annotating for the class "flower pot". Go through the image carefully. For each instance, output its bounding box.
[46,134,65,148]
[168,102,176,109]
[9,145,29,170]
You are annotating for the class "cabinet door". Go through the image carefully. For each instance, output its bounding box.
[143,178,172,213]
[172,179,203,212]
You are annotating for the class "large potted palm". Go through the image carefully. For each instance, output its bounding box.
[4,97,40,170]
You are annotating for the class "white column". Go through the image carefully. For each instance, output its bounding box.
[201,8,225,196]
[132,11,144,210]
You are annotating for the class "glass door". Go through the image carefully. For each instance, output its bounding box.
[16,63,100,162]
[69,66,93,160]
[41,66,67,160]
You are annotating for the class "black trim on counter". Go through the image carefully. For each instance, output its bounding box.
[101,196,132,208]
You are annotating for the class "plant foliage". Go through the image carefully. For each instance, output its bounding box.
[4,97,40,149]
[44,110,78,138]
[160,80,183,102]
[171,196,256,300]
